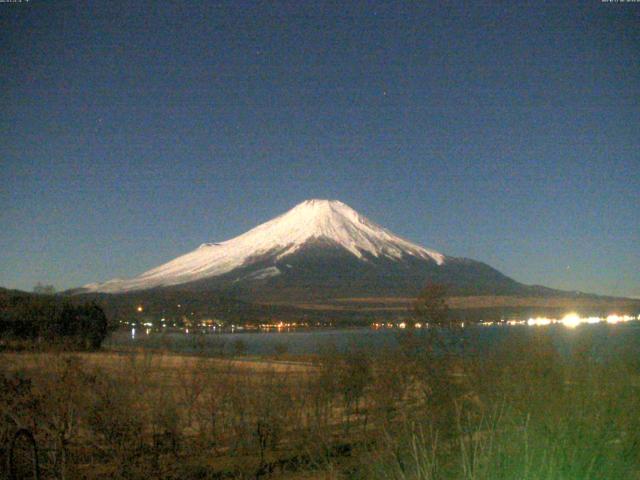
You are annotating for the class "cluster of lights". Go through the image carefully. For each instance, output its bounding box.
[490,313,638,329]
[260,321,306,329]
[372,314,638,330]
[372,321,425,329]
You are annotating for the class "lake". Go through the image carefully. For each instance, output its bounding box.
[105,320,640,358]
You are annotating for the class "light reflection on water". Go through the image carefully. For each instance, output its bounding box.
[109,318,640,357]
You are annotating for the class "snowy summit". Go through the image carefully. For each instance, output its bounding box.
[83,199,445,293]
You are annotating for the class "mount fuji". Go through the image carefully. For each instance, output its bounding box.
[79,199,532,300]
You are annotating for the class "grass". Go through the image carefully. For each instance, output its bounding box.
[1,326,640,479]
[361,328,640,480]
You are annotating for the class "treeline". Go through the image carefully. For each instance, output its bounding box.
[75,288,387,326]
[0,288,112,350]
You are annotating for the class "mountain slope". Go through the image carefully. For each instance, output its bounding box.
[80,199,532,300]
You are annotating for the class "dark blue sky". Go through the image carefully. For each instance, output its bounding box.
[1,1,639,297]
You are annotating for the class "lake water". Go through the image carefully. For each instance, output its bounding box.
[106,321,640,358]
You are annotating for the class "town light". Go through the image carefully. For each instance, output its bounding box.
[561,313,581,328]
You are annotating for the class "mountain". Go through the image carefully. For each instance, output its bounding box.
[79,199,539,301]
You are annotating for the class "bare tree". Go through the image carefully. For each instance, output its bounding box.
[33,283,56,295]
[413,283,450,328]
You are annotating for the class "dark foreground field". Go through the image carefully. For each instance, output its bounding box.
[2,327,640,479]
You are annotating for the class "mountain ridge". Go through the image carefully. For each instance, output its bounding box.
[76,199,611,303]
[81,199,447,294]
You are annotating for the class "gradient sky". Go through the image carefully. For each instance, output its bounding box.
[1,1,639,297]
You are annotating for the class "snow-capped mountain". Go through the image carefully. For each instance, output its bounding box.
[81,199,526,299]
